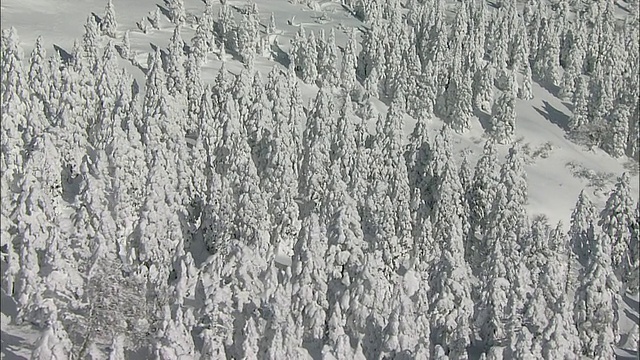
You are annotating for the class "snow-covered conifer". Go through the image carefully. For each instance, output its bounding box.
[102,0,118,38]
[82,15,101,71]
[568,75,590,133]
[534,18,561,86]
[318,28,339,87]
[119,30,131,60]
[518,62,534,100]
[237,5,260,65]
[569,189,597,266]
[27,36,50,112]
[217,1,238,54]
[301,31,319,84]
[605,104,631,158]
[299,85,334,215]
[168,0,186,25]
[30,304,73,359]
[166,26,186,97]
[267,12,277,35]
[574,230,620,359]
[468,141,500,270]
[340,28,358,93]
[599,173,636,282]
[474,62,494,112]
[488,91,516,144]
[291,213,329,347]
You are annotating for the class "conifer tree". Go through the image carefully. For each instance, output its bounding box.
[468,141,500,270]
[27,36,50,116]
[168,0,186,25]
[599,173,636,283]
[102,0,118,38]
[301,31,319,84]
[82,15,101,71]
[605,104,630,158]
[488,91,516,144]
[569,189,597,266]
[120,30,131,60]
[518,63,534,101]
[445,68,474,133]
[291,213,329,348]
[299,85,334,216]
[473,62,494,112]
[568,76,590,132]
[341,28,358,93]
[574,229,620,359]
[318,28,339,87]
[166,26,186,97]
[237,5,260,65]
[217,1,238,53]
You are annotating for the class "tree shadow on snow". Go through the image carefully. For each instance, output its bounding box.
[91,12,102,27]
[270,41,291,70]
[474,108,492,133]
[533,100,571,132]
[623,293,640,311]
[53,45,73,64]
[156,4,172,21]
[617,349,639,360]
[624,308,639,327]
[0,330,29,360]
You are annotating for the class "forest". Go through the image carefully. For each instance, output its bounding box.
[1,0,639,359]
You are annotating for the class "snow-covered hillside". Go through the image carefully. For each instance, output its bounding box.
[1,0,639,359]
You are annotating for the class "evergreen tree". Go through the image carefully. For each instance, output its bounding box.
[569,189,597,266]
[574,230,620,359]
[166,26,186,97]
[102,0,118,38]
[568,76,589,132]
[473,62,494,112]
[518,63,534,101]
[341,28,358,93]
[168,0,186,25]
[290,213,329,348]
[27,35,50,118]
[468,141,500,270]
[605,104,630,158]
[301,31,319,84]
[488,91,516,144]
[120,30,131,60]
[599,173,636,283]
[299,85,334,216]
[318,28,339,87]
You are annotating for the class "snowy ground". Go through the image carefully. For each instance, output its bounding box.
[2,0,638,358]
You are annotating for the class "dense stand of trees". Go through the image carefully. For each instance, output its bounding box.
[1,0,639,359]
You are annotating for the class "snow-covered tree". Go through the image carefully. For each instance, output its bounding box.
[168,0,186,25]
[599,173,636,283]
[31,303,73,360]
[605,104,630,158]
[468,141,500,270]
[474,62,494,112]
[518,63,534,101]
[340,28,358,93]
[166,26,186,97]
[102,0,118,38]
[488,91,516,144]
[318,28,339,87]
[568,75,590,133]
[569,189,597,266]
[291,213,329,348]
[574,230,620,359]
[299,85,334,216]
[301,31,319,84]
